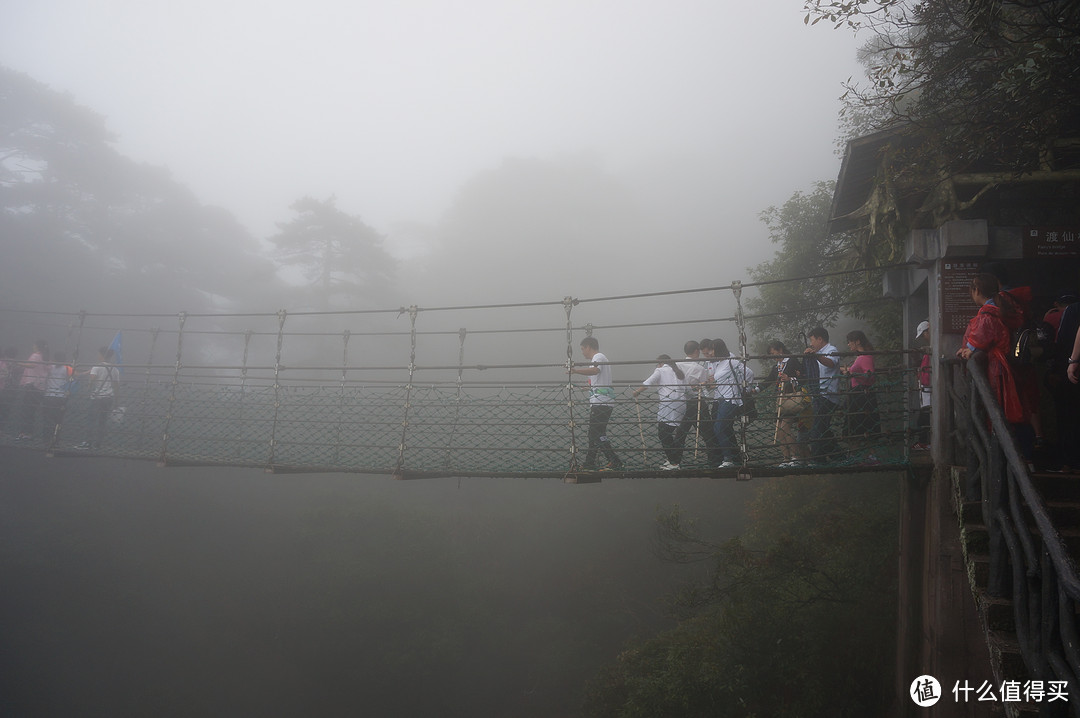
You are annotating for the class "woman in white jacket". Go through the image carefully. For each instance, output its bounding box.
[633,355,687,470]
[709,339,754,468]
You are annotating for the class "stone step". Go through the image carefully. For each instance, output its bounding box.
[1044,499,1080,527]
[988,628,1030,684]
[1030,472,1080,502]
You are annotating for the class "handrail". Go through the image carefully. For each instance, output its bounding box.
[954,354,1080,708]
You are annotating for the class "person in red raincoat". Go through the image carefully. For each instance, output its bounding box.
[956,273,1025,424]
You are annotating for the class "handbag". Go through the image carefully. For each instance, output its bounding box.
[777,380,811,418]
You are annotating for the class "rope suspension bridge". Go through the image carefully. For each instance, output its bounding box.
[1,271,919,481]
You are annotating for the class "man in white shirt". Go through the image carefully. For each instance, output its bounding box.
[675,340,710,456]
[709,339,755,468]
[803,326,841,462]
[568,337,622,471]
[77,347,119,450]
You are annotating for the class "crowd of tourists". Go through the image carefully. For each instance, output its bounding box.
[572,326,887,472]
[956,267,1080,474]
[570,263,1080,474]
[0,342,120,450]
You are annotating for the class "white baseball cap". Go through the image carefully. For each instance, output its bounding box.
[916,320,930,337]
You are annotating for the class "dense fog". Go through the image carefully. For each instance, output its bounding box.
[0,2,872,715]
[0,450,753,717]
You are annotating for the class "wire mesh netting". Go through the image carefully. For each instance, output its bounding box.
[0,366,918,477]
[0,276,919,478]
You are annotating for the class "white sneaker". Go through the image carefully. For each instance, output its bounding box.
[660,461,679,471]
[717,460,736,469]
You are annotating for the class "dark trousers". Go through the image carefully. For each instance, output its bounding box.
[41,396,67,443]
[675,396,716,459]
[0,388,15,431]
[809,395,840,460]
[19,387,42,436]
[583,404,619,468]
[916,405,931,445]
[1055,379,1080,468]
[713,399,740,463]
[657,421,683,464]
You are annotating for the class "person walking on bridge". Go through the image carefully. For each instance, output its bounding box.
[708,339,755,469]
[765,340,808,467]
[76,347,119,450]
[569,337,622,471]
[16,340,49,442]
[840,330,880,464]
[633,354,687,470]
[803,327,842,463]
[42,353,73,445]
[674,340,710,463]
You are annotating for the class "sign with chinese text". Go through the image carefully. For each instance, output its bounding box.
[941,260,982,334]
[1024,228,1080,258]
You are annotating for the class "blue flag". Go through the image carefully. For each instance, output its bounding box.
[109,331,122,375]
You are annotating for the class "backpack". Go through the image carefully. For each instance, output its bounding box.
[1054,303,1080,372]
[1011,323,1053,365]
[998,289,1049,366]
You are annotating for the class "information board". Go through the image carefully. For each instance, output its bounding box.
[941,259,982,335]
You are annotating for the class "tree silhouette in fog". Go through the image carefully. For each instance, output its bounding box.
[0,65,279,315]
[269,195,396,311]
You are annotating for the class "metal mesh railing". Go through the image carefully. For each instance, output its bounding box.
[0,274,918,478]
[0,357,918,478]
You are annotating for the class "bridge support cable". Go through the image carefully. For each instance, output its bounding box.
[441,327,468,471]
[158,311,187,465]
[732,280,752,477]
[46,311,87,453]
[394,305,419,479]
[267,309,287,469]
[563,296,580,473]
[235,329,252,452]
[137,327,161,451]
[333,329,351,467]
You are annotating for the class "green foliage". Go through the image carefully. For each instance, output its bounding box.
[807,0,1080,173]
[744,182,902,353]
[584,475,898,717]
[269,196,396,310]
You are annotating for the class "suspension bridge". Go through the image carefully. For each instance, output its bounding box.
[8,268,1080,711]
[1,273,918,481]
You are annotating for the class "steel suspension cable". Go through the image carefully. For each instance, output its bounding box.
[395,306,419,477]
[442,328,468,470]
[733,281,750,469]
[267,310,287,467]
[563,297,579,472]
[159,312,187,464]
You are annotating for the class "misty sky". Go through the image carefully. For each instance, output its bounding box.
[1,0,863,264]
